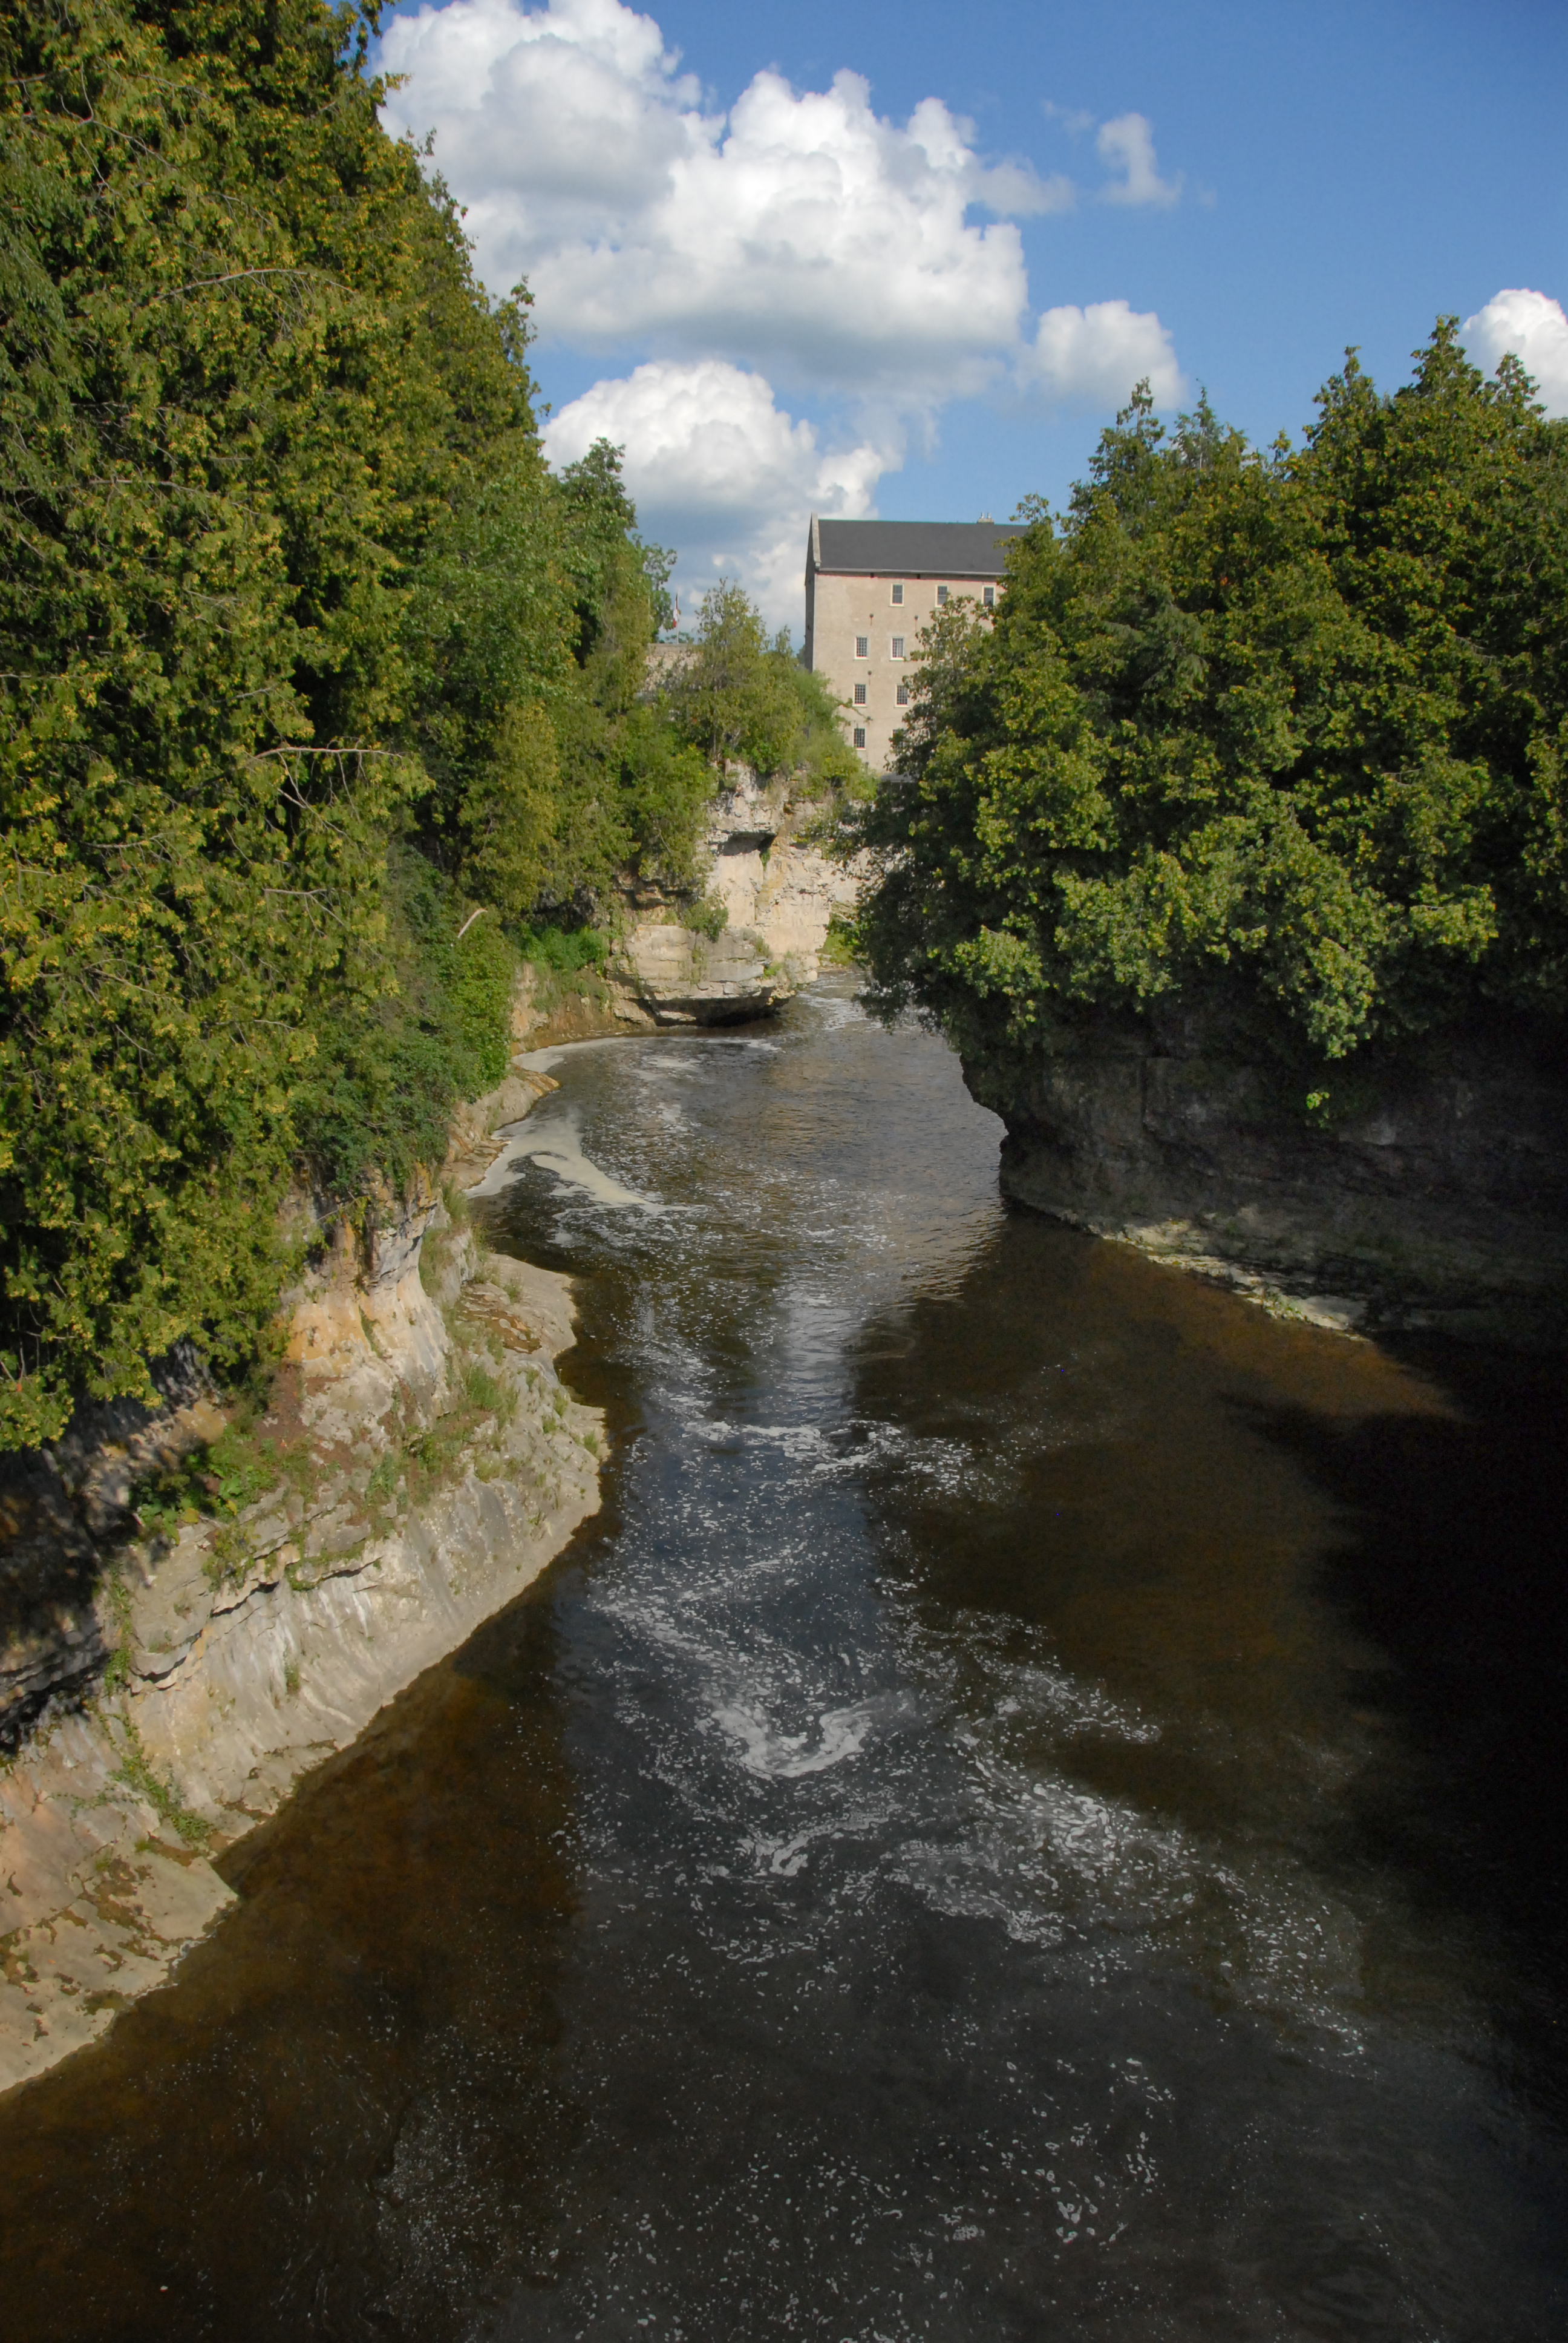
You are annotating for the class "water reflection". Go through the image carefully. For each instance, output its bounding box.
[0,980,1563,2340]
[0,1593,583,2338]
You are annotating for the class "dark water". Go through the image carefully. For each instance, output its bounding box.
[4,979,1567,2341]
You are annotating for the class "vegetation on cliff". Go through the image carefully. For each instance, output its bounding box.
[0,0,849,1447]
[662,580,863,805]
[857,326,1568,1096]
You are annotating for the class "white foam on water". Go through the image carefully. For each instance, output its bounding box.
[805,989,865,1031]
[590,1385,1382,2050]
[991,1659,1163,1747]
[513,1035,631,1073]
[685,1415,911,1483]
[479,1112,662,1209]
[713,1699,877,1778]
[746,1817,864,1877]
[872,1599,1382,2044]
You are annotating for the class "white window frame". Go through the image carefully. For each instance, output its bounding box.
[936,584,949,606]
[855,634,869,658]
[890,636,905,660]
[853,682,867,706]
[890,582,904,605]
[896,681,909,706]
[983,585,995,609]
[853,724,866,749]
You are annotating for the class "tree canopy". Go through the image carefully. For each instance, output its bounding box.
[0,0,851,1447]
[664,581,864,801]
[856,327,1568,1093]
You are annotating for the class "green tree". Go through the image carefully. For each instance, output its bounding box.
[663,582,862,797]
[0,0,561,1444]
[664,583,802,772]
[0,0,408,1444]
[0,0,856,1449]
[855,332,1568,1084]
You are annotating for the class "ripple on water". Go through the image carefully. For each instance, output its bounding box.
[1,978,1564,2342]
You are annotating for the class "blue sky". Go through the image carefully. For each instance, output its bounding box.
[376,0,1567,629]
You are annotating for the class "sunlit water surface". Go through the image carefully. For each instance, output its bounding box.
[3,978,1567,2341]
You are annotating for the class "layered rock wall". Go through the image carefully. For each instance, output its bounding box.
[975,1006,1568,1340]
[612,770,863,1026]
[0,1083,603,2096]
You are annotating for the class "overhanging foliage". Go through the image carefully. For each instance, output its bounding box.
[0,0,860,1447]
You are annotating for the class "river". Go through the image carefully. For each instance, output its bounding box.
[2,977,1566,2339]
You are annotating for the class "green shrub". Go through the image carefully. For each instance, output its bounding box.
[113,1720,211,1848]
[462,1357,516,1422]
[134,1421,279,1542]
[518,922,608,976]
[687,894,729,940]
[295,850,517,1199]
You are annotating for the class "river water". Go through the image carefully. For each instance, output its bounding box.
[3,978,1567,2340]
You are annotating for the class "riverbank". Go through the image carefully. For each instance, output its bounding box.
[962,1004,1568,1345]
[0,1078,604,2099]
[508,768,863,1044]
[0,779,865,2099]
[3,983,1567,2341]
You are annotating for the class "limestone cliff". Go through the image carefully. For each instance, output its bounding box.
[611,769,863,1026]
[0,1074,602,2096]
[971,1003,1568,1342]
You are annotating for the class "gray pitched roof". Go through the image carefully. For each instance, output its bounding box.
[810,516,1025,578]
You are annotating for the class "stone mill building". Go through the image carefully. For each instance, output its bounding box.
[803,516,1025,767]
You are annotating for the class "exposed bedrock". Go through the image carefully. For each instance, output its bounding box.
[613,769,864,1026]
[967,1004,1568,1342]
[0,1074,603,2096]
[0,1347,228,1752]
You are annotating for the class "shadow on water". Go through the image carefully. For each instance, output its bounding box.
[2,985,1566,2341]
[0,1567,586,2341]
[1234,1348,1568,2094]
[849,1201,1568,2106]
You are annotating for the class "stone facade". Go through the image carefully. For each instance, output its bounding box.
[804,516,1024,770]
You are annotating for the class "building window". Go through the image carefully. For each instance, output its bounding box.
[936,584,949,606]
[983,585,995,608]
[891,582,904,605]
[855,634,869,658]
[897,681,909,706]
[854,683,867,705]
[890,636,905,659]
[854,725,866,749]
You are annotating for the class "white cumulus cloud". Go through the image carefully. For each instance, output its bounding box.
[1021,299,1184,408]
[528,69,1031,398]
[1096,113,1183,208]
[381,0,706,257]
[1462,288,1568,418]
[543,360,895,631]
[381,2,1189,615]
[379,0,1137,404]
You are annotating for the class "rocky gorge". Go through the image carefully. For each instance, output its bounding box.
[0,758,865,2102]
[0,1069,604,2097]
[965,1001,1568,1343]
[535,768,863,1036]
[7,761,1565,2103]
